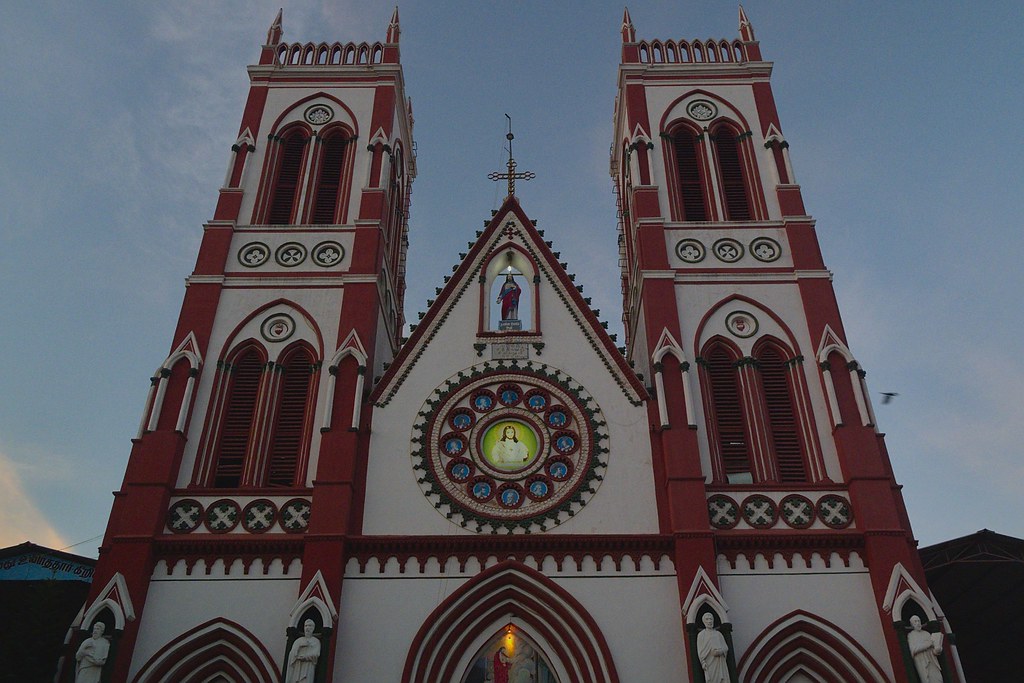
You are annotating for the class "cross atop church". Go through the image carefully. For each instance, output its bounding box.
[488,114,535,197]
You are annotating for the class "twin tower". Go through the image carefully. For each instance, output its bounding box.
[68,8,959,683]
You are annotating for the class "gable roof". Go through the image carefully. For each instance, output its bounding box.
[371,194,647,406]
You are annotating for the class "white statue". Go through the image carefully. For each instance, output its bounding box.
[696,612,729,683]
[907,615,943,683]
[286,619,321,683]
[75,622,110,683]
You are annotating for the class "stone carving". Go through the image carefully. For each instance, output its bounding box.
[907,615,943,683]
[286,619,322,683]
[75,622,110,683]
[696,612,729,683]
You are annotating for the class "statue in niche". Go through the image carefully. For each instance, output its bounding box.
[286,619,322,683]
[75,622,110,683]
[496,272,522,322]
[907,615,943,683]
[696,612,729,683]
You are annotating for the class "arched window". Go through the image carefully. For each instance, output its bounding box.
[212,348,263,488]
[268,130,308,225]
[712,126,752,220]
[672,127,708,221]
[703,344,752,483]
[310,131,350,224]
[463,628,559,683]
[265,347,314,487]
[756,344,807,482]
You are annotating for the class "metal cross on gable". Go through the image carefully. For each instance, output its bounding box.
[488,114,535,197]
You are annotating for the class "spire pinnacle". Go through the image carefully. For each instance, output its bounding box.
[621,7,636,44]
[387,6,401,44]
[738,5,755,42]
[487,115,535,198]
[266,9,283,45]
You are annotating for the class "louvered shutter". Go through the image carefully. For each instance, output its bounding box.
[706,347,751,478]
[213,350,262,488]
[265,350,313,487]
[759,347,807,482]
[268,134,306,225]
[714,131,751,220]
[311,135,347,224]
[673,131,707,221]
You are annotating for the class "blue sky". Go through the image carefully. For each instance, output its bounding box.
[2,2,1022,554]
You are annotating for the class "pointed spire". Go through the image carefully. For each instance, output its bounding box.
[387,6,401,43]
[738,5,755,42]
[266,9,283,45]
[621,7,636,44]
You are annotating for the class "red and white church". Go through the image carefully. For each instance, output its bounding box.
[63,8,962,683]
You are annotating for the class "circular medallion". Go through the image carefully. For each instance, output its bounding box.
[205,499,241,533]
[817,494,853,529]
[688,100,718,121]
[707,494,739,529]
[780,494,815,529]
[712,238,744,263]
[312,241,345,267]
[750,237,782,263]
[725,311,758,339]
[280,498,312,533]
[741,494,778,529]
[261,313,296,342]
[167,499,204,534]
[276,242,307,267]
[304,104,334,125]
[676,239,706,264]
[238,242,270,268]
[412,363,609,533]
[242,499,278,534]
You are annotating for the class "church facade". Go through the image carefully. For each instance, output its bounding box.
[64,9,963,683]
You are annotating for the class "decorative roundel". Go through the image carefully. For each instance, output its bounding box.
[725,311,758,339]
[707,494,740,530]
[741,494,778,529]
[779,494,816,529]
[817,494,853,529]
[238,242,270,268]
[688,100,718,121]
[312,241,345,267]
[412,362,609,534]
[280,498,312,533]
[750,237,782,263]
[205,499,241,533]
[242,499,278,534]
[276,242,307,267]
[676,239,706,264]
[167,499,204,534]
[712,238,744,263]
[261,313,296,342]
[304,104,334,125]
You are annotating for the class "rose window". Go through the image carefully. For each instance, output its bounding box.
[412,363,609,533]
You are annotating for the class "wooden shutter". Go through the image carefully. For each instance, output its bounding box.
[759,347,807,482]
[265,350,313,487]
[673,130,707,221]
[268,134,306,225]
[714,130,751,220]
[311,135,347,224]
[706,347,750,477]
[213,350,262,488]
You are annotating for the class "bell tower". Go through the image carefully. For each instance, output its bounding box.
[68,10,414,681]
[613,7,962,681]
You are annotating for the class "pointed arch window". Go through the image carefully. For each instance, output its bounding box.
[310,131,350,224]
[212,349,264,488]
[268,130,309,225]
[265,347,315,487]
[712,126,752,220]
[671,127,708,221]
[703,344,752,483]
[755,344,807,482]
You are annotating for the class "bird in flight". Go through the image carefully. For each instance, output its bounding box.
[880,392,899,404]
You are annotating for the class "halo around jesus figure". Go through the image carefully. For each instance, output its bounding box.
[482,421,538,470]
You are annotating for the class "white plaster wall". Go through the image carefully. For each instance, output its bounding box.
[363,212,659,535]
[673,280,841,482]
[333,574,685,681]
[720,570,895,680]
[178,287,344,487]
[128,574,300,680]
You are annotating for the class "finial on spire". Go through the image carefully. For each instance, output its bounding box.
[487,115,535,198]
[266,9,283,45]
[621,7,636,44]
[738,5,755,42]
[387,7,401,44]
